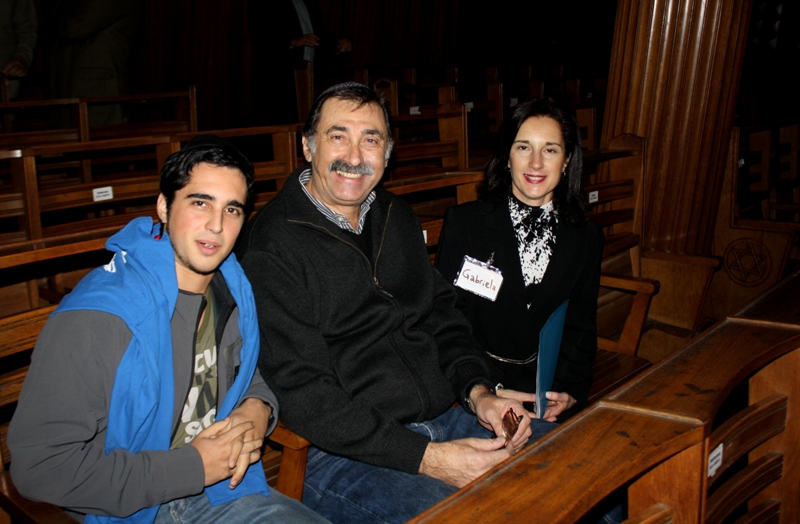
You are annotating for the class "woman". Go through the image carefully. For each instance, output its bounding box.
[436,98,603,422]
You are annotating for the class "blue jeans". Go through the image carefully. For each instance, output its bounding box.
[154,490,330,524]
[302,408,557,524]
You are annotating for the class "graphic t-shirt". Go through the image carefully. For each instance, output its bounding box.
[171,288,219,449]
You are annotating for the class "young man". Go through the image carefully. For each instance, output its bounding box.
[8,136,327,524]
[237,83,557,523]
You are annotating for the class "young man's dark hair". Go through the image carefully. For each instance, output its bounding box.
[160,134,256,212]
[302,82,394,160]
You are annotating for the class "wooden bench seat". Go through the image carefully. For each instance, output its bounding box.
[590,273,659,404]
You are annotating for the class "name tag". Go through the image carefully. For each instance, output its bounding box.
[454,255,503,302]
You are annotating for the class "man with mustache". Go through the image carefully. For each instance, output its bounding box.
[237,83,555,523]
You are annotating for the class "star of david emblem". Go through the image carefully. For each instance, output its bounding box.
[723,238,771,287]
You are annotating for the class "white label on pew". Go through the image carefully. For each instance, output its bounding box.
[93,186,114,202]
[465,101,474,112]
[423,230,428,244]
[409,106,421,115]
[588,190,599,204]
[707,443,723,478]
[510,98,519,107]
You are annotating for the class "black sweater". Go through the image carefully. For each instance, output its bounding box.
[237,168,491,474]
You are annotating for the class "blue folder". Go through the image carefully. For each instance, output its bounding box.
[536,299,569,419]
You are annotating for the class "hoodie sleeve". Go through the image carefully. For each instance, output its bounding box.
[8,311,205,517]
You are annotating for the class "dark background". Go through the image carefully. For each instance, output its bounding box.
[20,0,800,130]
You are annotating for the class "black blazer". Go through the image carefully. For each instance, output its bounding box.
[436,199,603,419]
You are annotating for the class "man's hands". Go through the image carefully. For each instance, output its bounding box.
[494,388,576,422]
[417,385,536,488]
[190,398,271,489]
[470,385,531,453]
[419,438,512,488]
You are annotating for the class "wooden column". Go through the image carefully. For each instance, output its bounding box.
[601,0,754,343]
[601,0,753,256]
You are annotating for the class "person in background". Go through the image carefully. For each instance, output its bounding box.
[0,0,37,100]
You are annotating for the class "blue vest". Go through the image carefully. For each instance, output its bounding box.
[56,217,268,524]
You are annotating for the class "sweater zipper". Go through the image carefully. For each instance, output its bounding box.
[287,201,394,295]
[287,202,430,414]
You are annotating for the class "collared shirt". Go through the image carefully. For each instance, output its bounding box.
[299,168,376,234]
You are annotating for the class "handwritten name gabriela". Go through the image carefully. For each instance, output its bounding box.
[460,268,498,291]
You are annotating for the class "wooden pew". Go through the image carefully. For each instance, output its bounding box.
[2,135,174,242]
[383,170,483,247]
[410,270,800,523]
[371,65,500,167]
[0,125,300,244]
[589,273,658,405]
[372,66,460,117]
[453,66,503,135]
[387,107,468,181]
[583,133,645,274]
[0,88,198,149]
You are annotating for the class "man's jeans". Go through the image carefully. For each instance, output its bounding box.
[302,408,556,524]
[154,490,330,524]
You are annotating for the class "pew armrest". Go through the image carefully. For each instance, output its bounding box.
[270,422,311,501]
[597,273,659,356]
[0,471,78,524]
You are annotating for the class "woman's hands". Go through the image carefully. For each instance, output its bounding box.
[495,388,576,422]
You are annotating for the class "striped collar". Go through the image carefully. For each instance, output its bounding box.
[298,167,376,234]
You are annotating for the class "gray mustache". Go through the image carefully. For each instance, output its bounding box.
[328,159,375,175]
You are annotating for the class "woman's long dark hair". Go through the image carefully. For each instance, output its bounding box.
[480,98,586,225]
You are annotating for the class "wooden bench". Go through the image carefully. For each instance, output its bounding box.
[0,88,198,148]
[2,135,174,241]
[372,66,460,116]
[410,271,800,523]
[589,273,658,405]
[0,125,300,243]
[383,170,483,247]
[583,133,645,275]
[387,107,468,181]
